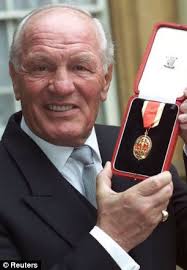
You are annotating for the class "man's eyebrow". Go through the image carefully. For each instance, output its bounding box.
[26,53,52,61]
[70,54,96,63]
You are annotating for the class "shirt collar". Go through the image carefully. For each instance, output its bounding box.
[20,117,102,172]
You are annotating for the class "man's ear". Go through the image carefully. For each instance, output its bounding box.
[9,62,21,100]
[100,64,113,101]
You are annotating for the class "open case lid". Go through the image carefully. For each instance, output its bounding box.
[134,22,187,104]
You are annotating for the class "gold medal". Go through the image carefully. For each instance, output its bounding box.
[133,133,152,160]
[133,101,165,160]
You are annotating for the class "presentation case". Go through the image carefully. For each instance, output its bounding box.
[112,22,187,180]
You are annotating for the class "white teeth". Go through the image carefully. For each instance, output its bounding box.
[48,104,74,112]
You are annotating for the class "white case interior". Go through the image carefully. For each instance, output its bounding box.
[138,27,187,103]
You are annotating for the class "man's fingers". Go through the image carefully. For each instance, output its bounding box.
[149,181,173,208]
[183,88,187,97]
[178,89,187,120]
[178,113,187,124]
[179,89,187,115]
[136,171,172,196]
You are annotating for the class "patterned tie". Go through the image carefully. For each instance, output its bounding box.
[71,145,97,207]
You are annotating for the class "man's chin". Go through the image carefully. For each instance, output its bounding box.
[43,129,91,146]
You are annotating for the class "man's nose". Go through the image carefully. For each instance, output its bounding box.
[49,67,75,95]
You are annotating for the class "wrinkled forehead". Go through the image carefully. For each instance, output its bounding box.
[22,8,100,47]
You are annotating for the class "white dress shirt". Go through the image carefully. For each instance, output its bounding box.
[21,117,140,270]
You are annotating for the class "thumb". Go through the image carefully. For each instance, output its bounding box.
[96,161,115,197]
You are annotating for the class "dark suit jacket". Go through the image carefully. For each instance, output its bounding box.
[0,112,187,270]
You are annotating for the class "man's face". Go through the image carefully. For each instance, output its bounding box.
[10,10,112,146]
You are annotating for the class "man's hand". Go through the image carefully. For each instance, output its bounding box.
[178,89,187,144]
[96,162,173,252]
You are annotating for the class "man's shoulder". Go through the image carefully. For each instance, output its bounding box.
[0,141,15,176]
[95,123,120,131]
[95,124,120,139]
[95,124,120,160]
[0,141,26,191]
[0,140,10,161]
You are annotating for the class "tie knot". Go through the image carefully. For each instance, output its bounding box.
[71,145,93,166]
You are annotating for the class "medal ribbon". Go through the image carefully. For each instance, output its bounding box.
[142,101,165,129]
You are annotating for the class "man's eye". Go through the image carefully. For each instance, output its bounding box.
[35,65,48,72]
[74,65,88,71]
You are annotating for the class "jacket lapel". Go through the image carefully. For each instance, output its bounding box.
[2,113,96,247]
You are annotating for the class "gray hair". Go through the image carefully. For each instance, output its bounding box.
[9,3,114,73]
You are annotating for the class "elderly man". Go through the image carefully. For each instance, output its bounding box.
[0,3,187,270]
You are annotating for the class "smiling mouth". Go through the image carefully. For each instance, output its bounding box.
[47,104,76,112]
